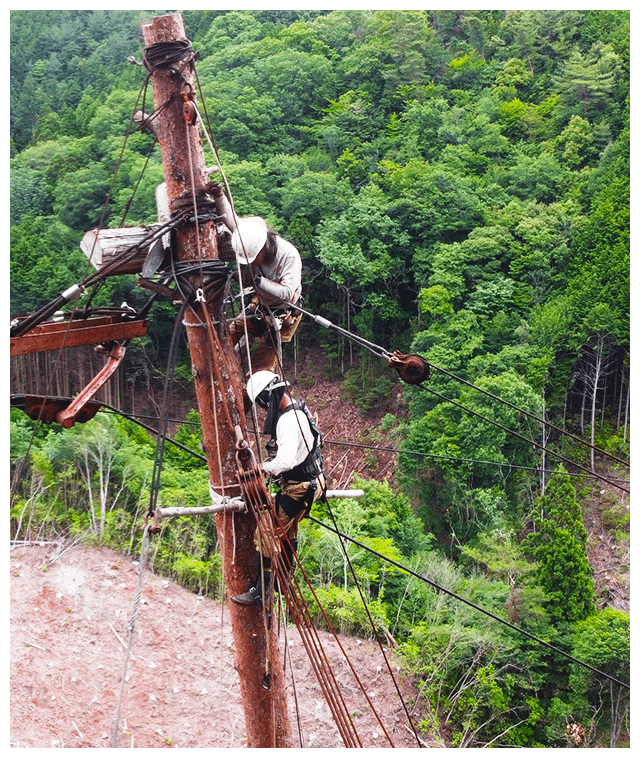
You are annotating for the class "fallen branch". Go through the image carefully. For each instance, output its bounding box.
[108,623,137,661]
[24,640,46,651]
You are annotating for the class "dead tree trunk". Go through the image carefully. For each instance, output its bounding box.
[141,13,290,748]
[583,333,614,471]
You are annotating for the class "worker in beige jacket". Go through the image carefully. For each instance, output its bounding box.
[208,181,303,374]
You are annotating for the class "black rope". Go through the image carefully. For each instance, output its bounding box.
[142,39,194,73]
[417,383,630,494]
[308,516,630,691]
[99,405,207,463]
[118,134,159,227]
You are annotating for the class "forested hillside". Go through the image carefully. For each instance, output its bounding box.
[10,10,630,748]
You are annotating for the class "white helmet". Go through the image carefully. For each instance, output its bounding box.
[246,371,281,405]
[231,217,268,264]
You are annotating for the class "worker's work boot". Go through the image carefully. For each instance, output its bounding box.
[231,559,271,608]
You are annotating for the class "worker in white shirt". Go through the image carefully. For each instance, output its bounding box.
[232,371,325,609]
[208,181,303,373]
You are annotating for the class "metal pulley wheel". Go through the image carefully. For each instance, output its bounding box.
[387,351,430,385]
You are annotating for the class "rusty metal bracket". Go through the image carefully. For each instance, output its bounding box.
[55,344,127,428]
[11,394,103,426]
[144,508,161,535]
[10,315,147,356]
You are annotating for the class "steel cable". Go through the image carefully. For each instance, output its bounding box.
[308,515,630,691]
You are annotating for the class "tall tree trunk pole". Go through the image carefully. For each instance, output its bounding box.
[141,14,290,748]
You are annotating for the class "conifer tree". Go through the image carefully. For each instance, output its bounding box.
[523,470,595,625]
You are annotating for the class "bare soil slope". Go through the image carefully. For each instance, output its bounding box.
[10,542,428,749]
[10,358,629,749]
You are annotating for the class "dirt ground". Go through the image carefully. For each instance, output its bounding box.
[9,361,629,750]
[9,542,429,750]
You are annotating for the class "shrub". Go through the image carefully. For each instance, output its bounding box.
[305,583,388,638]
[171,552,223,597]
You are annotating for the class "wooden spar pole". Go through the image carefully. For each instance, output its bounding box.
[141,14,291,748]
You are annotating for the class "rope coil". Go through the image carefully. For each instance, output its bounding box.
[142,39,194,74]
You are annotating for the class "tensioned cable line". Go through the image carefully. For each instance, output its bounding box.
[290,303,629,469]
[308,516,630,691]
[416,382,629,494]
[135,224,628,702]
[113,300,189,747]
[428,362,630,468]
[288,305,629,492]
[323,438,631,482]
[94,406,631,485]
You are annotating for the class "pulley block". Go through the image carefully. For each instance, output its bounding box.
[387,351,430,385]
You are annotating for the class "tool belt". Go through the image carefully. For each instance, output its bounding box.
[245,296,300,323]
[276,478,318,519]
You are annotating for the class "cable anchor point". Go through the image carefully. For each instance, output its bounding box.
[143,508,161,535]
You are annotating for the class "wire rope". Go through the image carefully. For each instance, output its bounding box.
[416,383,629,494]
[323,439,631,482]
[91,406,628,485]
[308,515,630,691]
[112,524,152,746]
[239,489,364,746]
[146,301,188,521]
[290,304,629,469]
[279,600,306,748]
[321,496,424,746]
[430,362,630,468]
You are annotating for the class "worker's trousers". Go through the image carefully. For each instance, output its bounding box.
[254,475,324,565]
[230,305,302,374]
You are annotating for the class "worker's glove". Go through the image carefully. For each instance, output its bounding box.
[266,438,278,460]
[206,180,224,198]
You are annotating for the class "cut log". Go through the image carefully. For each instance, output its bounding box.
[81,224,235,277]
[81,226,166,276]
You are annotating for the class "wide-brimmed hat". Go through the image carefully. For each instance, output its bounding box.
[231,217,268,264]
